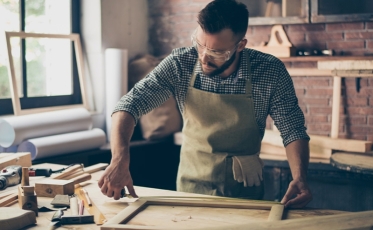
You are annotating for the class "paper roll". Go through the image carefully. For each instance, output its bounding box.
[105,48,128,142]
[17,128,106,160]
[0,108,92,147]
[0,119,15,148]
[0,145,18,153]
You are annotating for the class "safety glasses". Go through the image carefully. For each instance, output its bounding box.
[191,29,243,62]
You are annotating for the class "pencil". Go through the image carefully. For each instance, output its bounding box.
[80,188,92,206]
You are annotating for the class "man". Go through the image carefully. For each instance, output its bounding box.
[99,0,312,208]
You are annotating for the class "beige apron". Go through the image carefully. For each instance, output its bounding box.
[177,52,264,199]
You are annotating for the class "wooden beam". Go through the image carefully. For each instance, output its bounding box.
[263,129,372,153]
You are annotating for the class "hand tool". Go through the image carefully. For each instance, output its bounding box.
[0,164,73,190]
[50,209,94,228]
[0,165,22,190]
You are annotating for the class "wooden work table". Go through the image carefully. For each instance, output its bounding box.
[0,163,349,230]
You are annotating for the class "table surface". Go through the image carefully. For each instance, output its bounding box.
[1,163,346,230]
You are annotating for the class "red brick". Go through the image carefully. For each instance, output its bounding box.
[294,42,327,50]
[294,88,305,97]
[288,24,325,32]
[283,62,292,69]
[300,97,329,106]
[308,106,332,114]
[346,97,368,106]
[346,107,373,115]
[308,130,330,136]
[307,32,343,41]
[288,33,306,44]
[344,78,369,88]
[327,41,365,49]
[339,49,372,56]
[342,115,367,125]
[368,116,373,125]
[367,41,373,49]
[345,87,373,96]
[304,115,328,123]
[348,134,368,141]
[345,31,373,40]
[326,22,364,31]
[367,135,373,142]
[306,88,333,96]
[246,35,271,46]
[367,22,373,30]
[306,123,331,132]
[252,25,272,35]
[292,77,330,87]
[349,126,373,134]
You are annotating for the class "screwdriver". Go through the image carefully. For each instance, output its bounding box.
[28,167,53,177]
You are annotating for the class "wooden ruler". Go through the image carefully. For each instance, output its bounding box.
[74,187,106,225]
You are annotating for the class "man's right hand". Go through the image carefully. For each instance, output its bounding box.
[98,159,138,200]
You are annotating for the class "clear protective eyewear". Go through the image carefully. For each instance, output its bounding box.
[191,29,242,62]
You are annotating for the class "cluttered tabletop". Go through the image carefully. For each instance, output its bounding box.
[1,154,373,230]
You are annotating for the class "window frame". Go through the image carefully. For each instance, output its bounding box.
[0,0,82,116]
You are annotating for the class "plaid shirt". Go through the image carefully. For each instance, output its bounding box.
[114,47,309,146]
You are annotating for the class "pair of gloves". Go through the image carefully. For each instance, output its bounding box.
[232,153,264,187]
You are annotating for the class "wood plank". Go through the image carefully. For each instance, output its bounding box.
[331,76,341,138]
[281,56,373,62]
[318,60,373,70]
[263,129,372,153]
[0,152,32,170]
[209,210,373,230]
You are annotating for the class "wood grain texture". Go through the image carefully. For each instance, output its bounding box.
[331,152,373,174]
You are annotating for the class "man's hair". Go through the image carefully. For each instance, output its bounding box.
[197,0,249,39]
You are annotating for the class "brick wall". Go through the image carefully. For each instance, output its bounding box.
[148,0,373,141]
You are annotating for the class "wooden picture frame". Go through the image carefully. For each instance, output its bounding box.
[5,31,89,116]
[100,198,284,230]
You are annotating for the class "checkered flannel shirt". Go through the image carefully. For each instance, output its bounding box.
[113,47,309,146]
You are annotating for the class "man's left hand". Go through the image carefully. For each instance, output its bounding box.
[281,178,312,208]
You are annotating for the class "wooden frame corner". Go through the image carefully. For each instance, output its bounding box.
[4,31,89,116]
[100,197,284,230]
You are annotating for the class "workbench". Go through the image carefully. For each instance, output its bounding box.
[0,163,349,230]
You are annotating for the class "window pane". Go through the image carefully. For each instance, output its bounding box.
[25,0,71,34]
[0,0,20,99]
[25,37,72,97]
[24,0,72,97]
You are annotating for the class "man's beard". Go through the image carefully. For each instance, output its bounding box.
[199,51,237,77]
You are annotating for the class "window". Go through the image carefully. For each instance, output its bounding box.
[0,0,80,116]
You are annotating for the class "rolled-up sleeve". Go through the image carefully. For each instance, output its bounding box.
[112,54,179,124]
[269,61,310,146]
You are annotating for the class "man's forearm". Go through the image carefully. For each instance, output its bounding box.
[110,111,136,165]
[285,139,310,180]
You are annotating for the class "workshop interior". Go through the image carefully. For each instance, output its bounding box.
[0,0,373,229]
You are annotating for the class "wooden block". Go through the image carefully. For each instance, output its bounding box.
[0,152,31,170]
[18,186,38,216]
[263,129,372,153]
[0,207,36,230]
[35,179,74,197]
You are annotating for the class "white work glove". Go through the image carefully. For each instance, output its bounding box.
[232,153,264,187]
